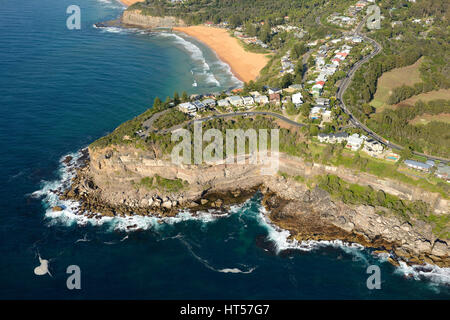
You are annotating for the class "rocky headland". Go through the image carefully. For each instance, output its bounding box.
[59,144,449,267]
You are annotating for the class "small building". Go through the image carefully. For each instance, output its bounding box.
[316,98,330,106]
[322,110,332,122]
[292,92,303,105]
[249,91,261,98]
[178,102,197,115]
[254,95,269,105]
[217,99,230,107]
[202,98,216,108]
[435,164,450,182]
[363,139,384,156]
[242,96,254,106]
[318,132,348,143]
[310,106,326,119]
[404,159,432,172]
[288,84,303,91]
[269,93,281,105]
[193,100,206,111]
[268,87,282,95]
[227,95,243,106]
[346,133,364,151]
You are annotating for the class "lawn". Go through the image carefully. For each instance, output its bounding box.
[370,57,423,112]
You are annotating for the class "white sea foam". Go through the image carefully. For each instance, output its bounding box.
[158,32,222,87]
[258,204,450,287]
[395,262,450,286]
[211,60,243,87]
[256,205,365,261]
[33,151,229,232]
[95,0,125,9]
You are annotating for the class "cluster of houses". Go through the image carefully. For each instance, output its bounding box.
[280,51,295,75]
[309,98,331,120]
[174,81,326,120]
[308,41,356,97]
[316,129,450,182]
[347,0,373,16]
[404,160,450,182]
[327,0,374,26]
[233,30,269,49]
[317,132,399,160]
[327,14,357,27]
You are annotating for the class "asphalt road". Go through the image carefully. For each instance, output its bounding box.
[335,18,449,163]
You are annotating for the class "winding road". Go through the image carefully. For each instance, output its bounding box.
[335,17,449,163]
[142,14,448,163]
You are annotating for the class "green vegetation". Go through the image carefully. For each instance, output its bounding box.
[153,109,189,130]
[343,0,449,157]
[139,175,188,192]
[368,99,450,158]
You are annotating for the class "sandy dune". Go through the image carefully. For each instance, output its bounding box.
[174,26,270,83]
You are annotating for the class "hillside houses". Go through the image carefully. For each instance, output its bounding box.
[228,95,243,106]
[362,139,384,156]
[435,164,450,182]
[404,159,432,172]
[318,132,349,143]
[346,133,367,151]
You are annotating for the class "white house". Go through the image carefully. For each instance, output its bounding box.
[362,139,384,156]
[322,110,332,122]
[202,98,216,107]
[242,96,254,106]
[346,133,364,151]
[316,97,330,106]
[178,102,196,114]
[254,95,269,105]
[292,93,303,105]
[310,106,326,119]
[227,95,243,106]
[217,99,230,107]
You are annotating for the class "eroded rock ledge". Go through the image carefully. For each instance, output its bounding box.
[121,10,187,29]
[60,146,449,267]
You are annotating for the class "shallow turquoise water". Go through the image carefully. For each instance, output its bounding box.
[0,0,449,299]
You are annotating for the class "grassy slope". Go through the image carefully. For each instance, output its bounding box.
[370,57,423,111]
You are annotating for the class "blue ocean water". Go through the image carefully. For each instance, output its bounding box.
[0,0,449,299]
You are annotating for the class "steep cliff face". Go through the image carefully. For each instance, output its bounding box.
[86,145,449,214]
[263,176,449,267]
[121,10,187,28]
[63,145,449,266]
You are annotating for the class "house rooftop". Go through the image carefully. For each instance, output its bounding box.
[404,160,432,170]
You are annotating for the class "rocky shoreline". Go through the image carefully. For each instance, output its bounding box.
[55,147,449,268]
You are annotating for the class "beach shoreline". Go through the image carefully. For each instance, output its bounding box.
[173,26,270,83]
[118,0,143,7]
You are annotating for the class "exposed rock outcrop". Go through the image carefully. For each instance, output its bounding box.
[62,145,449,267]
[122,10,187,28]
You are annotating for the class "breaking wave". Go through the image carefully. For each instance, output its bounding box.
[158,32,222,87]
[256,203,450,287]
[95,0,125,10]
[32,150,230,232]
[395,262,450,287]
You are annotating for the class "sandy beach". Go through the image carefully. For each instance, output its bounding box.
[173,26,270,83]
[119,0,144,6]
